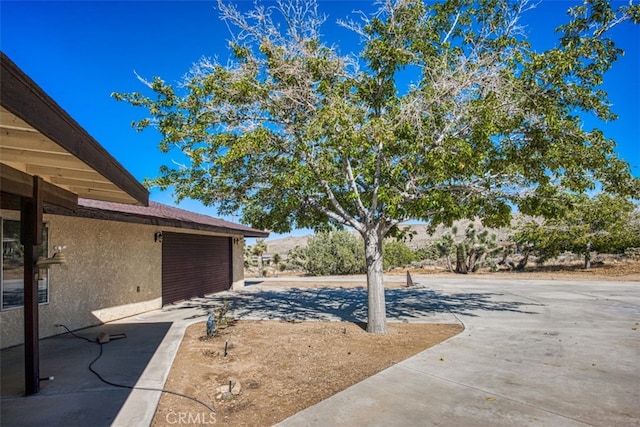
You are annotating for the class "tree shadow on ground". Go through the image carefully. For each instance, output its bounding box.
[168,286,541,323]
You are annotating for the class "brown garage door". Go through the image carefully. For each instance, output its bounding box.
[162,232,232,305]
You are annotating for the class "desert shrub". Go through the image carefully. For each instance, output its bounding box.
[303,231,365,276]
[413,244,441,262]
[383,241,415,270]
[286,245,308,271]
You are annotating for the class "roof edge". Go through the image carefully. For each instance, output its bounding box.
[43,204,270,238]
[0,52,149,206]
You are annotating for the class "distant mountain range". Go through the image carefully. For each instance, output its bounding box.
[263,219,514,256]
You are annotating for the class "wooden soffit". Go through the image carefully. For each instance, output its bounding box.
[1,164,77,210]
[0,53,148,206]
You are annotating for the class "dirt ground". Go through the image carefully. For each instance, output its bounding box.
[272,258,640,286]
[152,259,639,426]
[152,321,463,427]
[396,259,640,281]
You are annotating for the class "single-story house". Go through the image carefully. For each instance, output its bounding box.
[1,198,268,349]
[0,53,267,393]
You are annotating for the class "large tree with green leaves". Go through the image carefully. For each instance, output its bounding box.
[114,0,639,334]
[514,194,640,269]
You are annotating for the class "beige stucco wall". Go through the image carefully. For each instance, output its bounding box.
[232,238,245,290]
[0,212,162,348]
[1,211,246,349]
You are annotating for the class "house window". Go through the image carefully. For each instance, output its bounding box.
[1,218,49,310]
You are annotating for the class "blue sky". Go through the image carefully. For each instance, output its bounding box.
[1,1,638,239]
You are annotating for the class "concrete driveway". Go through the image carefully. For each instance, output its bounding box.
[273,277,640,426]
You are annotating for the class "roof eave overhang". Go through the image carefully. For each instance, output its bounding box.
[0,52,148,207]
[44,204,270,238]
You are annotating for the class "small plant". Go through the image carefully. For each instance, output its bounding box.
[215,301,234,329]
[205,301,235,338]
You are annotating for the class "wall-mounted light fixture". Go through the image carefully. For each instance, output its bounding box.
[154,232,163,243]
[36,246,67,269]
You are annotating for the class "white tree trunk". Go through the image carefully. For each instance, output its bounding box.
[584,241,591,270]
[364,229,387,334]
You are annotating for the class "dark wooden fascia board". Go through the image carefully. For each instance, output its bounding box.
[1,192,21,210]
[44,204,270,238]
[0,52,149,206]
[1,163,78,210]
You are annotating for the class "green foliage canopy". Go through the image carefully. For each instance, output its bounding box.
[514,194,640,266]
[113,0,639,237]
